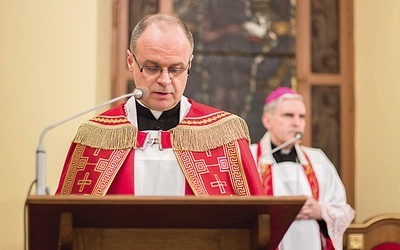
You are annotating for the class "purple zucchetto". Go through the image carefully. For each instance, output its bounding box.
[265,87,299,105]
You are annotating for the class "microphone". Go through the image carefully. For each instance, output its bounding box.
[35,86,149,195]
[270,132,303,154]
[132,86,149,100]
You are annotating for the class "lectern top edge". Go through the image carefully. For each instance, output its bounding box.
[26,194,307,206]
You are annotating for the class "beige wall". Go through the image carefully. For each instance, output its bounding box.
[354,0,400,220]
[1,0,399,248]
[0,1,112,249]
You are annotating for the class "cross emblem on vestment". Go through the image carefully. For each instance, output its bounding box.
[210,174,227,194]
[77,172,92,192]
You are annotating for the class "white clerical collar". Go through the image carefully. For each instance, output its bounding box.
[136,100,162,119]
[151,110,163,119]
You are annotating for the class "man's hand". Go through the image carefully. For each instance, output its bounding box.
[296,197,322,220]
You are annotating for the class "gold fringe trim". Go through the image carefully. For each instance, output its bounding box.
[171,115,251,151]
[72,115,250,151]
[72,121,137,150]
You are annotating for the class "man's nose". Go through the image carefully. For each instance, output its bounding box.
[156,70,172,86]
[293,116,302,126]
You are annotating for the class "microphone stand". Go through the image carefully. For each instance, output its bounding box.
[270,132,303,154]
[35,89,144,195]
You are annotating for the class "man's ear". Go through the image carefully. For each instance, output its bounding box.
[261,112,272,130]
[126,50,134,72]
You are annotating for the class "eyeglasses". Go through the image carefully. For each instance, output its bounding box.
[132,53,190,78]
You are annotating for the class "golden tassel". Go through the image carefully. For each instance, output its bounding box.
[72,121,137,150]
[171,115,251,151]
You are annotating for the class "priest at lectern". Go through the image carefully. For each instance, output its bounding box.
[55,13,264,197]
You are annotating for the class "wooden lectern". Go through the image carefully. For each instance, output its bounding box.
[26,195,306,250]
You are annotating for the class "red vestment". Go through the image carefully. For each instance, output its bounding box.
[56,99,264,196]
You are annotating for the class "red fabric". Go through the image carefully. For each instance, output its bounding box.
[136,131,148,148]
[302,152,320,200]
[56,144,134,195]
[175,139,264,196]
[322,236,334,250]
[160,131,172,148]
[261,164,273,195]
[237,139,265,195]
[257,142,274,195]
[136,131,172,149]
[374,243,400,250]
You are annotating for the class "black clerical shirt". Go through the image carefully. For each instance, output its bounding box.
[271,143,298,163]
[136,101,180,131]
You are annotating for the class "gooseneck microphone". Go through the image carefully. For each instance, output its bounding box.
[270,132,303,154]
[132,87,149,100]
[35,86,149,195]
